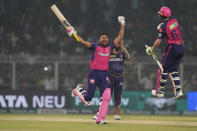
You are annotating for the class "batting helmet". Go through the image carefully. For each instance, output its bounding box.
[158,7,171,18]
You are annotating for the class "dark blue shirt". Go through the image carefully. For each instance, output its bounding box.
[108,48,125,76]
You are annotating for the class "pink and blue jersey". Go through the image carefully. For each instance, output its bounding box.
[89,42,115,71]
[158,18,183,45]
[158,18,184,72]
[84,42,115,101]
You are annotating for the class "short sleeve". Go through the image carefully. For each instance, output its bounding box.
[157,23,167,39]
[89,42,97,51]
[109,42,115,50]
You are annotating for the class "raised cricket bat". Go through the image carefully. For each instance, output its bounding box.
[50,4,80,42]
[145,44,163,72]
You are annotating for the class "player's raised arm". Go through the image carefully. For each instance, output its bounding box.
[120,41,130,61]
[66,26,91,48]
[75,35,92,48]
[114,16,125,47]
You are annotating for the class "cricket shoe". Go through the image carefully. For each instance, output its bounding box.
[71,84,83,97]
[92,112,98,120]
[174,88,183,100]
[152,90,165,97]
[92,98,102,120]
[92,114,97,120]
[96,120,107,124]
[72,84,92,106]
[114,115,121,120]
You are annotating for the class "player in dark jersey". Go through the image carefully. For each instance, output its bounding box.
[108,40,130,120]
[67,16,126,124]
[92,40,130,120]
[146,7,184,99]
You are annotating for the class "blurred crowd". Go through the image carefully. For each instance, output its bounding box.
[0,61,197,92]
[0,0,197,92]
[0,0,197,56]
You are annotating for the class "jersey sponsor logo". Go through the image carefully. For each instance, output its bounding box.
[110,55,116,58]
[109,58,123,62]
[98,52,110,56]
[90,79,95,83]
[170,22,178,30]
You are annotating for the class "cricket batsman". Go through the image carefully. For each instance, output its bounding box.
[92,40,130,120]
[146,7,184,99]
[70,16,126,124]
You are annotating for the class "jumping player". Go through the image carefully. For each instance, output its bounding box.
[69,16,125,124]
[146,7,184,99]
[92,40,130,120]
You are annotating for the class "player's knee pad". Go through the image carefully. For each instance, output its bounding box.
[169,71,180,80]
[161,70,168,81]
[157,69,168,90]
[102,88,111,101]
[169,71,181,88]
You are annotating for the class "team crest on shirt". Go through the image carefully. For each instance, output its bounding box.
[98,52,110,56]
[170,22,178,30]
[90,79,95,83]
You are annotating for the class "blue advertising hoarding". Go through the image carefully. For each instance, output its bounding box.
[187,92,197,111]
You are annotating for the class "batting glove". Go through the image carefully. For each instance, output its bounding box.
[118,16,125,26]
[66,26,77,37]
[146,46,153,55]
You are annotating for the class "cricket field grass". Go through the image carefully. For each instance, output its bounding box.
[0,114,197,131]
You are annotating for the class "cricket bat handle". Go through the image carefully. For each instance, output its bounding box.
[73,33,80,42]
[145,44,163,71]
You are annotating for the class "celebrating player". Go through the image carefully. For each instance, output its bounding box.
[109,40,130,120]
[69,16,125,124]
[92,40,130,120]
[146,7,184,99]
[94,40,130,120]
